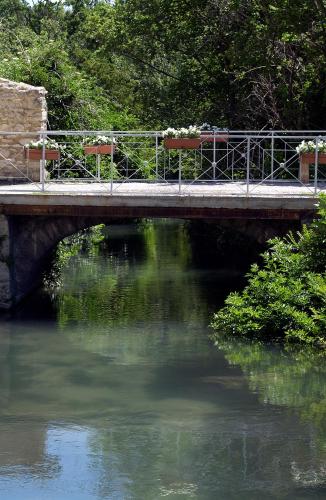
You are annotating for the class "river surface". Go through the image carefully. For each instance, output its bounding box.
[0,220,325,499]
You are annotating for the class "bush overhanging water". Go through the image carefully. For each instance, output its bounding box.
[211,194,326,346]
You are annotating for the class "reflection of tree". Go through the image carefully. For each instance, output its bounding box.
[215,335,326,484]
[216,338,326,424]
[88,406,326,499]
[51,220,326,496]
[2,220,326,496]
[55,220,209,331]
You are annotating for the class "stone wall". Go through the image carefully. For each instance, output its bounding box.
[0,79,47,181]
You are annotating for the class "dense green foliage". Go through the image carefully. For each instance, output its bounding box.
[211,194,326,345]
[1,0,325,129]
[0,0,138,129]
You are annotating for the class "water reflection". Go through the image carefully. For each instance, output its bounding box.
[216,336,326,457]
[0,220,324,499]
[54,221,208,329]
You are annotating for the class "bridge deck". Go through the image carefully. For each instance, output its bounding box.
[0,182,324,219]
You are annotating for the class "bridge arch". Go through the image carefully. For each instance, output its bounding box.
[0,213,305,310]
[0,215,118,309]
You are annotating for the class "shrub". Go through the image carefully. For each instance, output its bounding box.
[211,194,326,346]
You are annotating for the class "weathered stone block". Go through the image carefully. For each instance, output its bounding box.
[0,79,47,181]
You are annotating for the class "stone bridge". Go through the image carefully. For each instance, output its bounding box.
[0,78,324,308]
[0,180,322,309]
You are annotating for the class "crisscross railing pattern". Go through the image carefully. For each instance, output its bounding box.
[0,130,325,195]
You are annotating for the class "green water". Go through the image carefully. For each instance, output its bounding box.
[0,220,325,499]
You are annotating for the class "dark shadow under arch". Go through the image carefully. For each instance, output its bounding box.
[2,215,301,309]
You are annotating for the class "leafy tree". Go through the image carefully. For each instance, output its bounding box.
[0,7,137,129]
[0,0,29,25]
[1,0,326,129]
[95,0,326,127]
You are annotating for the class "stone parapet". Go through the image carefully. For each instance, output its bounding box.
[0,79,47,182]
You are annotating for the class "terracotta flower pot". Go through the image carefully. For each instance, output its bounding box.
[164,138,201,150]
[83,144,115,155]
[300,152,326,163]
[25,148,60,161]
[299,152,326,183]
[200,134,229,143]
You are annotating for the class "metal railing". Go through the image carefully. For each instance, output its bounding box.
[0,130,325,195]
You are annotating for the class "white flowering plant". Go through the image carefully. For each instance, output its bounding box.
[162,126,201,139]
[83,136,116,145]
[25,138,61,150]
[296,140,326,154]
[200,123,229,132]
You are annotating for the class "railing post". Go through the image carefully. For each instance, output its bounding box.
[271,132,274,180]
[314,136,319,195]
[110,133,114,195]
[155,133,159,180]
[212,129,216,180]
[41,132,46,192]
[178,150,182,194]
[246,136,250,196]
[96,153,100,181]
